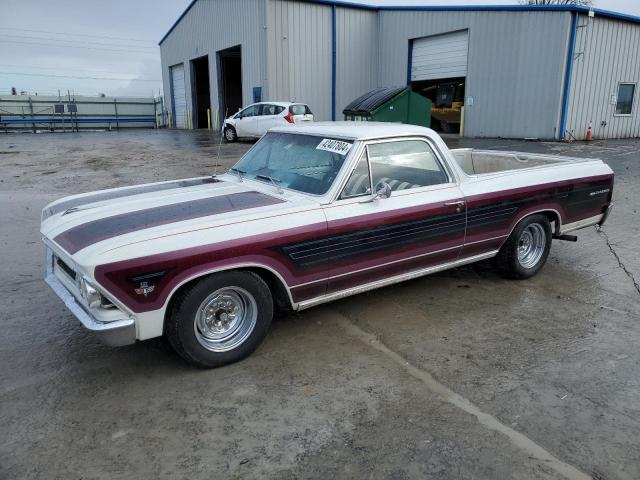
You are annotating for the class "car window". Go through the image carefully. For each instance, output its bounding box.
[262,104,277,115]
[340,152,371,199]
[290,104,310,115]
[240,105,258,118]
[274,105,286,114]
[232,132,353,195]
[367,140,449,191]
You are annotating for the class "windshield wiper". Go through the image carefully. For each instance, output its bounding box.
[255,174,284,194]
[229,167,246,182]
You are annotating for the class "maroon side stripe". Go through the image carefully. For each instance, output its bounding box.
[54,191,284,254]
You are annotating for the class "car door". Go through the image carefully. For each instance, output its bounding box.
[257,104,281,135]
[234,104,259,137]
[322,138,466,295]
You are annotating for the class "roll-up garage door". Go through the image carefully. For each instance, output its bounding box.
[411,30,469,81]
[170,64,187,128]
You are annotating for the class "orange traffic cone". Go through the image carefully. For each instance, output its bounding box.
[585,122,593,141]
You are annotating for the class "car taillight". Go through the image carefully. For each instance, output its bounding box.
[284,111,294,123]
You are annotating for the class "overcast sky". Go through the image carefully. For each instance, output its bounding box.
[1,0,638,99]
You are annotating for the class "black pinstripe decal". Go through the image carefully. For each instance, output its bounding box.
[279,182,610,269]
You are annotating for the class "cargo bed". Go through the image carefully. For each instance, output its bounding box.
[451,149,590,176]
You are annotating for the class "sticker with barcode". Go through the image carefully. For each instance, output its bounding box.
[316,138,352,155]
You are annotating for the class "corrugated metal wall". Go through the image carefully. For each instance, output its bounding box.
[378,10,572,139]
[566,14,640,139]
[161,1,640,138]
[159,0,266,128]
[335,7,379,119]
[266,0,333,120]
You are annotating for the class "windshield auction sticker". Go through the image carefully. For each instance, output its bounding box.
[316,138,352,155]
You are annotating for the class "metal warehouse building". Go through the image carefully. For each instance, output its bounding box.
[160,0,640,139]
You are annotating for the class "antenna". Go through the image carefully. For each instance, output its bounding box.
[213,108,227,177]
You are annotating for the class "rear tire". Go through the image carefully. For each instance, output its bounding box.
[224,125,237,143]
[166,271,273,368]
[495,214,552,279]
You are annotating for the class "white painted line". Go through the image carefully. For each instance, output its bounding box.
[335,316,591,480]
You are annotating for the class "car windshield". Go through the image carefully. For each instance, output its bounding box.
[230,132,354,195]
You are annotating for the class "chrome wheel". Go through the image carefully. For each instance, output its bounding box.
[517,222,546,269]
[194,287,257,352]
[224,127,235,141]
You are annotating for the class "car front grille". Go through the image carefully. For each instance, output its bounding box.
[56,256,76,281]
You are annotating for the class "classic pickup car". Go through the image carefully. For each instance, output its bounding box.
[41,123,614,367]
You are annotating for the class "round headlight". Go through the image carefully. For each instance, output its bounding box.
[81,277,102,309]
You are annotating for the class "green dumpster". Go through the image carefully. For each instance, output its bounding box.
[343,86,431,128]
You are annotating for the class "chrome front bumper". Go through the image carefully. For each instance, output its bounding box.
[44,248,136,347]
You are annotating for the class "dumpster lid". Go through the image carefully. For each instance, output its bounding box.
[343,86,407,116]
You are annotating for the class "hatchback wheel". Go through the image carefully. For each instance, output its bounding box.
[224,126,237,143]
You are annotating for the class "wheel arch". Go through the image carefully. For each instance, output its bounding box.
[163,263,295,327]
[509,208,563,238]
[495,207,562,253]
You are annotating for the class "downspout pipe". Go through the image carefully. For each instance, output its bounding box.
[406,38,413,85]
[331,5,337,121]
[559,11,578,140]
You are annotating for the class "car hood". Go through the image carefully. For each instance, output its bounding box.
[41,176,308,266]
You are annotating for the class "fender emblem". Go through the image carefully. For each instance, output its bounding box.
[134,282,155,296]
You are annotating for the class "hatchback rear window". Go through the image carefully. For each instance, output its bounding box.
[290,104,312,115]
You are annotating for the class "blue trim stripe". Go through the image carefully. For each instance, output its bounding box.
[331,5,337,121]
[159,0,199,45]
[159,2,640,45]
[0,117,155,125]
[559,12,578,140]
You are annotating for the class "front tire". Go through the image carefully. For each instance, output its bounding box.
[495,214,552,279]
[223,125,237,143]
[166,271,273,368]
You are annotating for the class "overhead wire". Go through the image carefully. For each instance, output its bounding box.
[0,71,160,82]
[0,33,157,49]
[0,26,156,43]
[0,39,157,54]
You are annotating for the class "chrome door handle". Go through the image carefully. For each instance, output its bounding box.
[444,200,465,207]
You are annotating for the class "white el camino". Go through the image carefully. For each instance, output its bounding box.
[41,123,614,367]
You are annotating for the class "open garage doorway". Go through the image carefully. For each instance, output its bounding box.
[217,45,242,123]
[411,77,465,133]
[190,55,211,129]
[410,30,468,134]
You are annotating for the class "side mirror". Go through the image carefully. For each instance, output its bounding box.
[375,182,392,200]
[360,181,392,203]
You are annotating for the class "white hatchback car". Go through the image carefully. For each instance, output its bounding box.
[222,102,313,142]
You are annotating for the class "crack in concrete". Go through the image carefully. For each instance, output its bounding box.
[335,314,592,480]
[597,228,640,296]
